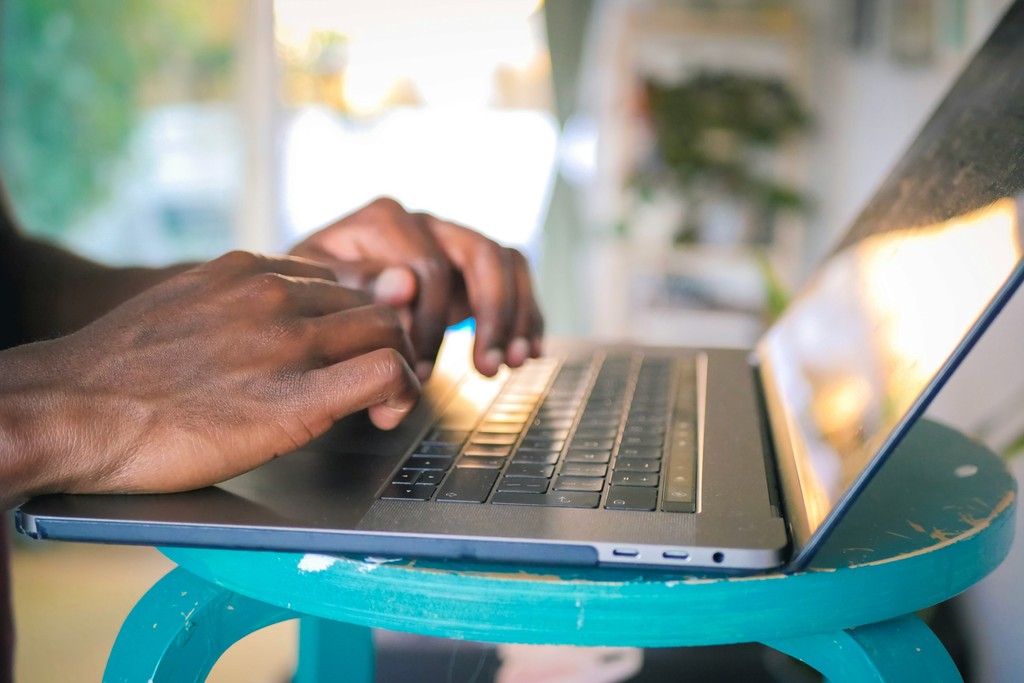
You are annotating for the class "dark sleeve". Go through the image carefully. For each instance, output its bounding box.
[0,177,194,341]
[0,188,27,348]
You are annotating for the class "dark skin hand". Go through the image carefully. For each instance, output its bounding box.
[0,250,420,509]
[291,197,544,380]
[0,195,545,510]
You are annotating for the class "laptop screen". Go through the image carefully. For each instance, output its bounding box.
[756,1,1024,558]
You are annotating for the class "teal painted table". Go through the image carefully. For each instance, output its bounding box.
[103,422,1016,682]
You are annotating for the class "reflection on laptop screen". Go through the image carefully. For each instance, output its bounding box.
[757,1,1024,539]
[761,198,1021,528]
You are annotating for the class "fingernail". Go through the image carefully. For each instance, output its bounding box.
[415,361,434,382]
[484,348,504,373]
[374,267,414,304]
[508,337,530,366]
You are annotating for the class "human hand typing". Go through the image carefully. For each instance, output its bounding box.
[290,197,545,380]
[0,251,419,507]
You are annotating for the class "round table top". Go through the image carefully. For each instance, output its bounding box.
[161,421,1016,647]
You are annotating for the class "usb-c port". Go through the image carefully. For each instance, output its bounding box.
[613,548,640,557]
[662,550,690,560]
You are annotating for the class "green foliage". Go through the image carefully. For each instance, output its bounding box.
[755,250,791,322]
[0,0,236,239]
[1,0,152,236]
[1003,432,1024,460]
[637,71,812,244]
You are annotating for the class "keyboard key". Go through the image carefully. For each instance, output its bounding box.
[464,444,513,457]
[478,422,522,434]
[424,429,470,445]
[531,417,575,430]
[617,447,663,460]
[620,435,664,447]
[380,483,435,501]
[553,476,605,492]
[569,439,615,451]
[611,472,659,487]
[497,393,540,404]
[459,456,506,469]
[392,469,419,484]
[406,455,454,471]
[505,464,555,478]
[519,438,564,451]
[625,420,666,434]
[416,471,444,486]
[486,411,531,424]
[497,478,549,494]
[614,458,661,473]
[534,407,578,419]
[560,463,608,477]
[632,401,669,417]
[414,443,461,456]
[436,468,499,503]
[472,432,519,445]
[572,427,619,439]
[625,412,666,423]
[525,428,571,441]
[577,414,620,426]
[605,486,657,511]
[492,491,600,508]
[512,450,560,465]
[541,397,583,407]
[565,450,611,464]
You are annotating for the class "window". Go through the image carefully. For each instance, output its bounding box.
[1,0,247,265]
[274,0,558,259]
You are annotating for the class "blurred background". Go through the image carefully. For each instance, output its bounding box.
[2,0,1023,681]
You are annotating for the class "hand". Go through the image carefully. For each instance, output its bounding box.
[290,197,544,379]
[0,251,420,506]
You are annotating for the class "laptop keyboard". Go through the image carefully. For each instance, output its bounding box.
[378,353,698,513]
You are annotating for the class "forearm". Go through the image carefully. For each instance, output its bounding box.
[12,236,194,340]
[0,341,71,510]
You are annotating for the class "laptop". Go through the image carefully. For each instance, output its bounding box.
[16,2,1024,574]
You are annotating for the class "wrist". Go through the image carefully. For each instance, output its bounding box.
[0,341,81,508]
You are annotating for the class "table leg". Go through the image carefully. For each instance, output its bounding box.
[103,567,295,683]
[762,613,962,682]
[294,617,374,683]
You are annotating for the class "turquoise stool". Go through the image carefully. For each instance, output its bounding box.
[103,421,1016,682]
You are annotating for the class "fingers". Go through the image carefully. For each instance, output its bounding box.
[311,201,452,377]
[203,251,418,375]
[467,243,518,375]
[289,197,546,377]
[207,250,339,283]
[309,255,435,378]
[312,256,419,308]
[507,248,545,364]
[309,347,421,430]
[402,215,456,379]
[312,304,417,370]
[278,277,373,317]
[425,217,543,375]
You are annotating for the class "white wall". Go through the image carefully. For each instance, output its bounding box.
[801,1,1010,263]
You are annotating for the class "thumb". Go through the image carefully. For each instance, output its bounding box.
[326,260,417,337]
[371,265,418,307]
[321,259,418,307]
